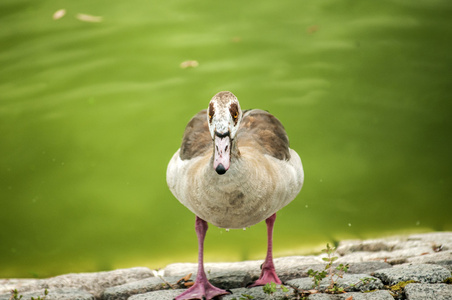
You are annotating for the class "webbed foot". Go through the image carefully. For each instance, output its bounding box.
[248,265,282,287]
[175,279,230,300]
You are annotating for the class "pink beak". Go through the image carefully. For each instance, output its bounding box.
[213,135,231,175]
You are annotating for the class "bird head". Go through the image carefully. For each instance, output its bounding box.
[207,91,242,175]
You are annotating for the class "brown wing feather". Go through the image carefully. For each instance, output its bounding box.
[237,109,291,161]
[180,109,212,160]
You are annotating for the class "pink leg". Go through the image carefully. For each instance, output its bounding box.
[175,217,230,300]
[249,213,282,287]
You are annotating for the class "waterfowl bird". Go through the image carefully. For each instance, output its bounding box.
[167,91,304,300]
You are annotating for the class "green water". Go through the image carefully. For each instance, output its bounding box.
[1,0,451,278]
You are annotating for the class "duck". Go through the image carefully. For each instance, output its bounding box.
[167,91,304,300]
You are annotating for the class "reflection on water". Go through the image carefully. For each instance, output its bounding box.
[0,0,451,278]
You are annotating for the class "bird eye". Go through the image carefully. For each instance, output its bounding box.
[229,103,239,125]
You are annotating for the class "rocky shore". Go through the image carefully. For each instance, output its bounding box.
[1,232,451,300]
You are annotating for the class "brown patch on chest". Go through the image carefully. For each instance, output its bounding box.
[227,191,245,207]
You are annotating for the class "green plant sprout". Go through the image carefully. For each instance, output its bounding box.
[10,289,48,300]
[31,288,48,300]
[262,282,290,295]
[307,243,349,294]
[307,268,327,289]
[231,294,255,300]
[10,289,22,300]
[349,277,377,289]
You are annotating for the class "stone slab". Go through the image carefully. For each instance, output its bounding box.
[0,267,153,299]
[337,232,452,255]
[0,288,95,300]
[373,263,451,285]
[286,274,383,292]
[221,286,294,300]
[2,232,451,300]
[163,255,324,280]
[164,260,391,284]
[0,279,40,295]
[308,290,394,300]
[405,283,452,300]
[406,250,452,266]
[101,276,180,300]
[128,289,186,300]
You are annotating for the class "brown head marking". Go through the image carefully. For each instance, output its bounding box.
[208,102,215,123]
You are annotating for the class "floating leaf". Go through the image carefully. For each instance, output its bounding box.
[180,60,199,69]
[76,13,103,23]
[53,9,66,20]
[307,25,319,34]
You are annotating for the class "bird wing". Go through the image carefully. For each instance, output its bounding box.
[179,109,211,160]
[237,109,291,161]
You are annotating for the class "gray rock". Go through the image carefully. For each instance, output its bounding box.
[101,276,181,300]
[286,277,316,290]
[434,259,452,272]
[405,283,452,300]
[0,288,95,300]
[336,232,452,266]
[103,271,251,300]
[2,233,451,300]
[277,259,390,282]
[275,255,326,265]
[305,294,337,300]
[336,274,383,292]
[221,286,294,300]
[277,261,391,283]
[336,247,434,265]
[127,289,186,300]
[42,267,153,297]
[373,263,451,285]
[274,256,328,282]
[286,274,383,292]
[278,263,325,282]
[208,270,253,290]
[0,279,40,295]
[408,232,452,250]
[164,261,261,278]
[337,241,394,254]
[308,290,394,300]
[407,250,452,266]
[346,262,392,274]
[168,261,392,285]
[1,267,153,298]
[163,256,324,280]
[337,232,452,256]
